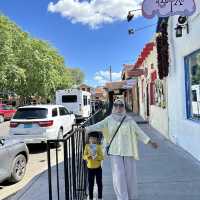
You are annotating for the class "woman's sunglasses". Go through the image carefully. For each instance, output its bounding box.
[114,103,124,108]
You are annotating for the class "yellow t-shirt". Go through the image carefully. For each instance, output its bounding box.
[83,144,104,169]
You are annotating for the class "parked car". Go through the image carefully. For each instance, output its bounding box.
[9,105,76,144]
[0,137,29,183]
[0,104,16,123]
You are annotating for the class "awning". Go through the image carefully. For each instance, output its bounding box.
[105,79,137,90]
[105,81,125,90]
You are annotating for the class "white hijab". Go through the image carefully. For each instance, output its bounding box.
[110,99,132,122]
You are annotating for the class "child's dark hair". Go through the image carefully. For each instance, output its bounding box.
[87,131,103,144]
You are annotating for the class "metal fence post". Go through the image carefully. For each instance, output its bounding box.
[47,142,52,200]
[71,134,77,199]
[63,141,69,200]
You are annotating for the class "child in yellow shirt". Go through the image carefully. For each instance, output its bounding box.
[83,131,104,200]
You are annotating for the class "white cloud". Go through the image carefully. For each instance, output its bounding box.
[48,0,142,29]
[94,70,121,85]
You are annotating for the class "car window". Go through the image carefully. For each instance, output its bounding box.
[2,105,10,110]
[59,107,69,116]
[13,108,48,119]
[7,105,13,110]
[52,108,58,117]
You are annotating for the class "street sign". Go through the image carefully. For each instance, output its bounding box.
[142,0,196,19]
[127,69,145,77]
[123,79,137,89]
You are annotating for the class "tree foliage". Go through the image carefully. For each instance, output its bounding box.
[0,15,84,102]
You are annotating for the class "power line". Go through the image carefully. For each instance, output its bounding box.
[129,9,142,12]
[135,23,157,32]
[128,23,157,35]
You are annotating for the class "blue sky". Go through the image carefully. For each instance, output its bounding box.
[0,0,157,87]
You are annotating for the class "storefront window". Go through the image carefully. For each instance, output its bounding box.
[154,79,166,108]
[185,49,200,120]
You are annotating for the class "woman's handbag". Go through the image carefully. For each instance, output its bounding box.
[106,115,126,156]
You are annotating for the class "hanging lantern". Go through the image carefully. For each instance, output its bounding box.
[175,25,183,37]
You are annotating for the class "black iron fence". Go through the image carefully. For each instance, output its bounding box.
[47,109,105,200]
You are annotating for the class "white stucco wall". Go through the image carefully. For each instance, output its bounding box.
[150,106,169,137]
[168,3,200,160]
[138,77,146,119]
[138,44,169,137]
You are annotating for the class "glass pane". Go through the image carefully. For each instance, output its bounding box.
[2,105,10,110]
[59,107,68,115]
[13,108,48,119]
[188,50,200,119]
[63,107,69,114]
[83,95,87,106]
[62,95,77,103]
[52,108,58,117]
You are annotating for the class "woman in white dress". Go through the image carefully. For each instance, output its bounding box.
[85,99,158,200]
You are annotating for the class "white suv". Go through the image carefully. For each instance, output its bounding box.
[9,105,75,144]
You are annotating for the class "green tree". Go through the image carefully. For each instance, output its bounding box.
[60,68,84,89]
[0,14,85,103]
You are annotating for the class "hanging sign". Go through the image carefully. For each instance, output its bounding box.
[127,69,145,77]
[142,0,196,19]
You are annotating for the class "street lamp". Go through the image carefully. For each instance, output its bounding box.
[175,25,183,37]
[127,8,141,36]
[127,9,141,22]
[128,28,135,35]
[127,11,134,22]
[175,16,189,38]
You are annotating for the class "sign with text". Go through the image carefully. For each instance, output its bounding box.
[127,69,145,77]
[142,0,196,19]
[123,79,137,89]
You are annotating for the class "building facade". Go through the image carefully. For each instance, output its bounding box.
[167,2,200,160]
[136,41,169,137]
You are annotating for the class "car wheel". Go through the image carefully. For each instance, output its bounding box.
[0,115,4,123]
[9,154,27,183]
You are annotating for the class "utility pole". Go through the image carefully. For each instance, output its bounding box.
[109,65,112,82]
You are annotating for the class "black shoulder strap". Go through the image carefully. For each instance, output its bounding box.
[107,115,126,155]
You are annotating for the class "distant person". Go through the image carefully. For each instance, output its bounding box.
[83,131,104,200]
[46,99,51,104]
[85,99,158,200]
[106,92,114,116]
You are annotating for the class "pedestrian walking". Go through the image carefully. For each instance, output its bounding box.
[85,99,158,200]
[83,131,104,200]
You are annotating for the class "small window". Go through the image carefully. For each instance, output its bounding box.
[52,108,58,117]
[62,95,77,103]
[59,107,69,116]
[185,49,200,120]
[83,95,87,106]
[192,90,197,102]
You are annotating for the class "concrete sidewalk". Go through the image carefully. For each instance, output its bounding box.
[7,114,200,200]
